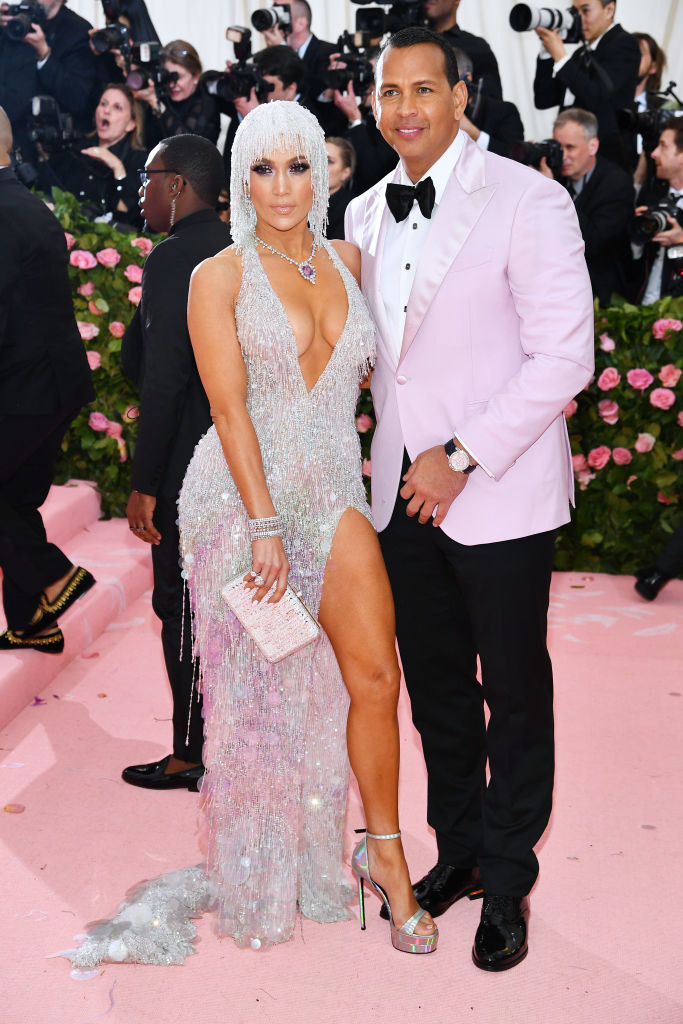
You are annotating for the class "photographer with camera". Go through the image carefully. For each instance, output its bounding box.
[134,40,220,150]
[631,118,683,303]
[0,20,38,157]
[88,0,160,94]
[424,0,503,100]
[452,47,524,158]
[35,82,145,229]
[539,107,633,304]
[531,0,640,169]
[325,136,357,239]
[254,2,337,105]
[631,33,670,188]
[0,1,97,132]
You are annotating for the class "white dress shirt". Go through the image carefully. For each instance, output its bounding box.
[380,131,465,364]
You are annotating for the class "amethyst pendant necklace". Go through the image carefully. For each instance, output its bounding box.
[255,235,318,284]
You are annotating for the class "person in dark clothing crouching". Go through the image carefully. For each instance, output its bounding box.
[121,134,231,791]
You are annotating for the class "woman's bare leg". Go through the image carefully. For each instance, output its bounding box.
[318,508,435,935]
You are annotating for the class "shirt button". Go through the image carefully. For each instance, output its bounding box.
[396,375,408,385]
[405,263,411,270]
[412,223,418,230]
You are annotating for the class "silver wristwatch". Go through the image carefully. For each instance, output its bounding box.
[444,438,476,474]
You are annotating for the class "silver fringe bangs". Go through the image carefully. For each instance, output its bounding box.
[230,101,329,251]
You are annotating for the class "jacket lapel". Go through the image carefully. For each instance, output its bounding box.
[399,139,496,364]
[363,166,401,366]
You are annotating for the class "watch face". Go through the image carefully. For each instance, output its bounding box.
[448,449,470,473]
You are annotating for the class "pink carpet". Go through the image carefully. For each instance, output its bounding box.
[1,565,681,1024]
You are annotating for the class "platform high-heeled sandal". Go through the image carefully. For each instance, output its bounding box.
[351,828,438,955]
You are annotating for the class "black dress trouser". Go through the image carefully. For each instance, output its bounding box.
[150,495,204,764]
[378,452,557,896]
[0,410,77,630]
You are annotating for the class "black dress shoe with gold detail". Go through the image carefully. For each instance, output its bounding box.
[379,862,483,920]
[472,894,529,972]
[634,567,671,602]
[40,567,95,618]
[122,755,205,792]
[0,627,65,654]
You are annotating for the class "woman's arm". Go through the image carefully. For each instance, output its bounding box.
[330,240,372,387]
[187,254,289,602]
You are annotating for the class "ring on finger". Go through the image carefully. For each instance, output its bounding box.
[252,573,265,586]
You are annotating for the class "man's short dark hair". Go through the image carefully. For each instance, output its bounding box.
[158,134,225,206]
[292,0,312,27]
[254,45,304,91]
[662,116,683,153]
[377,27,460,89]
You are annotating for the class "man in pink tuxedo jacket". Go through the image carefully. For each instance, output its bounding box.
[345,28,594,971]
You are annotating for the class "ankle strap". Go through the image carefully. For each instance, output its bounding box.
[366,830,401,840]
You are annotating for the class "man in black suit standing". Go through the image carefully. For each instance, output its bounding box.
[0,23,38,157]
[121,134,231,792]
[0,106,95,654]
[0,0,97,131]
[542,107,633,305]
[533,0,640,169]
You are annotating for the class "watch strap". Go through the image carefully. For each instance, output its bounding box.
[444,438,476,474]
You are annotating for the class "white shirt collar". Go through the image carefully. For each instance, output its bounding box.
[398,130,465,206]
[297,34,313,59]
[588,22,616,51]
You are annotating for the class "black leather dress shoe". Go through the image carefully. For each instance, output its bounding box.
[635,567,671,601]
[121,755,205,792]
[379,862,483,920]
[472,894,529,971]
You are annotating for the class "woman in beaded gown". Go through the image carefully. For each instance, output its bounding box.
[65,102,436,966]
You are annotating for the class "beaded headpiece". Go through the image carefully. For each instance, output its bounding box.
[230,101,329,251]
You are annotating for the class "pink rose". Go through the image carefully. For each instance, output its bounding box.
[88,411,108,432]
[70,249,97,270]
[88,299,103,316]
[597,367,620,391]
[572,453,587,472]
[123,405,139,421]
[64,232,75,250]
[105,420,123,440]
[131,236,153,256]
[626,368,654,391]
[658,364,682,388]
[86,350,101,371]
[599,332,616,352]
[356,413,374,433]
[587,445,611,470]
[362,459,372,477]
[672,449,683,461]
[124,263,143,283]
[96,247,121,268]
[563,399,577,418]
[77,321,99,341]
[612,447,632,466]
[109,321,126,337]
[128,286,142,306]
[578,469,595,490]
[634,432,656,453]
[77,281,95,297]
[650,387,676,410]
[598,399,619,425]
[652,318,682,340]
[657,492,672,505]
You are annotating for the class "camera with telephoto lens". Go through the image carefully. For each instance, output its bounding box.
[27,95,84,153]
[90,20,131,55]
[509,4,583,44]
[632,198,681,245]
[617,106,674,156]
[509,138,564,176]
[351,0,423,39]
[3,1,46,41]
[251,3,292,35]
[326,31,375,93]
[203,27,273,105]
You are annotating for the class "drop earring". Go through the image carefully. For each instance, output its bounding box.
[169,197,176,228]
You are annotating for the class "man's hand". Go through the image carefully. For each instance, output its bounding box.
[333,79,361,122]
[400,445,470,527]
[538,155,555,179]
[24,22,50,60]
[653,215,683,247]
[262,25,285,47]
[126,490,161,545]
[536,27,567,62]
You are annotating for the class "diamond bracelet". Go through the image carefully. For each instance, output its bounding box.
[248,515,283,541]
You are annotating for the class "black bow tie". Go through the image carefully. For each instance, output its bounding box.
[386,177,436,222]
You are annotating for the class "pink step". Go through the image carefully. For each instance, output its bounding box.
[38,480,102,548]
[0,518,153,730]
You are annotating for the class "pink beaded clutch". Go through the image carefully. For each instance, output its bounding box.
[221,574,320,663]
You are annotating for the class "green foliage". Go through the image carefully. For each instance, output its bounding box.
[52,187,681,569]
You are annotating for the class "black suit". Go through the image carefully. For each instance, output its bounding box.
[121,209,232,763]
[36,4,98,130]
[0,167,94,629]
[299,34,337,106]
[440,25,503,100]
[346,115,398,193]
[470,94,524,158]
[533,24,640,167]
[564,156,634,306]
[0,30,38,156]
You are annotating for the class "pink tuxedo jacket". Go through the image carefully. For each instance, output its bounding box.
[345,134,595,545]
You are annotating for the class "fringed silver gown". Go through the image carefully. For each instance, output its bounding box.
[177,240,376,950]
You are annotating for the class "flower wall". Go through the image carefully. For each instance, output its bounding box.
[53,189,681,571]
